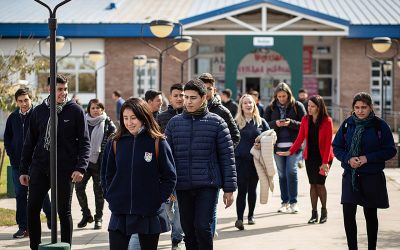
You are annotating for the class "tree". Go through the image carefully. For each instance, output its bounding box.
[0,47,47,112]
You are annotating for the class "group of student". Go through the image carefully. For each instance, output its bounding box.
[3,72,397,250]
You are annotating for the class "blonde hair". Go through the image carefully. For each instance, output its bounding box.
[235,94,262,129]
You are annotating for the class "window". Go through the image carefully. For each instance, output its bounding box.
[37,56,96,94]
[133,60,158,98]
[370,62,392,112]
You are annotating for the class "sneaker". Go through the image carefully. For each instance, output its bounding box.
[13,229,28,239]
[277,203,288,213]
[235,220,244,230]
[248,216,255,225]
[289,203,300,214]
[94,218,102,230]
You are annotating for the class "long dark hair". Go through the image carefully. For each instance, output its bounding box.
[113,97,164,141]
[308,95,329,127]
[352,92,374,113]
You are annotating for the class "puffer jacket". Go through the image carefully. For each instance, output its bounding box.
[165,109,237,193]
[156,105,183,133]
[208,96,240,147]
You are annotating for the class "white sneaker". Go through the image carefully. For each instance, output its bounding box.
[277,203,288,213]
[289,203,300,213]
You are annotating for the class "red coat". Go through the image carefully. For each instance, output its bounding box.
[289,116,334,164]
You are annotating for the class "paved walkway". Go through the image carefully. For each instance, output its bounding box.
[0,159,399,249]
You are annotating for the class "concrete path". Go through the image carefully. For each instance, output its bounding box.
[1,159,399,249]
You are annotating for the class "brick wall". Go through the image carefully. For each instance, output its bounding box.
[104,38,189,121]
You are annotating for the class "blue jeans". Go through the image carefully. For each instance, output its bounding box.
[211,189,220,236]
[166,194,184,243]
[11,166,51,230]
[177,187,218,250]
[274,151,301,204]
[128,234,141,250]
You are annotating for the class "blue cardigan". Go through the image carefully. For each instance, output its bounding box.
[332,116,397,173]
[101,131,176,216]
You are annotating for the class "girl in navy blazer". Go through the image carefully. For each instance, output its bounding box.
[332,92,396,250]
[101,98,176,250]
[278,95,334,224]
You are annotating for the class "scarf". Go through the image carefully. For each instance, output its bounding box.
[183,101,207,116]
[44,96,69,151]
[87,113,107,163]
[277,103,287,119]
[348,111,375,191]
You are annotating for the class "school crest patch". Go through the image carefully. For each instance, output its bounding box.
[144,152,153,162]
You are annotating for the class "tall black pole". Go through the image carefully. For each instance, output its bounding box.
[34,0,71,244]
[181,63,184,83]
[381,62,385,119]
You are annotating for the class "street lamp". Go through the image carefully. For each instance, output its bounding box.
[133,55,147,97]
[141,20,193,91]
[82,50,107,98]
[168,38,200,83]
[39,35,72,63]
[365,37,399,119]
[33,0,71,246]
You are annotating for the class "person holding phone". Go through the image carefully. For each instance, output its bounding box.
[264,82,306,214]
[277,95,333,224]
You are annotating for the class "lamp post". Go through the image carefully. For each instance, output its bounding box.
[33,0,71,246]
[82,50,107,98]
[39,35,72,64]
[167,38,200,83]
[365,37,399,119]
[141,20,193,91]
[133,55,147,97]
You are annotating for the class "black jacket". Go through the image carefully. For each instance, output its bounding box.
[156,105,183,133]
[4,107,33,167]
[222,99,239,118]
[20,99,90,175]
[208,96,240,147]
[264,100,306,143]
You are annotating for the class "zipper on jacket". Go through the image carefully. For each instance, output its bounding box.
[129,137,136,214]
[189,116,194,188]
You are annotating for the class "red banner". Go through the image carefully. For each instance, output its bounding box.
[303,46,313,74]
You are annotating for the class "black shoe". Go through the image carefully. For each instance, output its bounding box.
[94,218,102,230]
[308,210,318,224]
[13,229,28,239]
[248,216,255,225]
[77,215,94,228]
[319,208,327,224]
[235,220,244,230]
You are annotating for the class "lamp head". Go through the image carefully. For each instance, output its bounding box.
[372,37,392,53]
[146,58,158,68]
[133,55,148,66]
[150,20,174,38]
[87,50,104,63]
[45,36,65,50]
[173,36,193,52]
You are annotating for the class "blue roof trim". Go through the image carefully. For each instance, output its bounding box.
[349,25,400,38]
[181,0,349,27]
[0,24,181,38]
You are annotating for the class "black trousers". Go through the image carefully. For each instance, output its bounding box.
[343,203,378,250]
[27,170,74,250]
[109,230,160,250]
[75,163,104,219]
[236,167,259,221]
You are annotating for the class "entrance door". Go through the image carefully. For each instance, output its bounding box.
[245,77,260,93]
